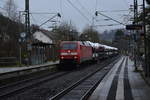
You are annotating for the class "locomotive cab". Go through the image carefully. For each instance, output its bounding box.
[59,42,80,67]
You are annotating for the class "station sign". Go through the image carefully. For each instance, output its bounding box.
[126,24,142,30]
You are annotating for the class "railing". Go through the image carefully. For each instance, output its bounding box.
[0,57,17,66]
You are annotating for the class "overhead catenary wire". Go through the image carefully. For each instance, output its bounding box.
[121,10,132,25]
[30,14,58,27]
[66,0,91,23]
[29,11,62,27]
[30,13,38,25]
[30,12,57,15]
[123,0,130,8]
[76,0,95,26]
[93,24,122,27]
[96,11,126,26]
[95,0,98,11]
[98,9,130,13]
[93,0,130,28]
[39,14,59,27]
[59,0,63,19]
[76,0,92,17]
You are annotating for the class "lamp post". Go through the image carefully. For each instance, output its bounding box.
[142,0,148,77]
[133,0,138,71]
[25,0,32,65]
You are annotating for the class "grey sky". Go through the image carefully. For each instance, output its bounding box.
[1,0,144,32]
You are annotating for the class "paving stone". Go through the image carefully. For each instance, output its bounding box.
[89,56,150,100]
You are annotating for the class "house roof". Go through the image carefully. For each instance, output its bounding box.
[40,29,56,40]
[33,31,53,44]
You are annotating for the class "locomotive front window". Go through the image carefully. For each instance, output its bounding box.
[62,43,77,50]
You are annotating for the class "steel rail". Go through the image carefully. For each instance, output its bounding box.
[50,56,122,100]
[0,71,69,98]
[80,58,121,100]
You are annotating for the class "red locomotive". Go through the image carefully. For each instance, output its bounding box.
[59,41,93,67]
[59,41,118,68]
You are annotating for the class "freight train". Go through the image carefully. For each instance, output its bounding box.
[59,41,118,68]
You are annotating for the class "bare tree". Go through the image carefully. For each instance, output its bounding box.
[4,0,18,21]
[0,0,20,57]
[52,21,79,41]
[80,26,100,43]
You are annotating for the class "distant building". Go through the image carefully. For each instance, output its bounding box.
[32,30,55,44]
[31,30,57,65]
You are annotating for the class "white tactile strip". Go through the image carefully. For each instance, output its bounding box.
[106,57,126,100]
[115,57,126,100]
[90,57,150,100]
[89,57,125,100]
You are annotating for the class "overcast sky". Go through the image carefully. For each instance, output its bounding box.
[1,0,144,32]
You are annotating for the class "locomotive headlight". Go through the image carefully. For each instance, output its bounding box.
[71,52,77,55]
[74,56,78,59]
[61,56,64,59]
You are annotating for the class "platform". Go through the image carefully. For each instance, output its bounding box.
[89,56,150,100]
[0,61,59,74]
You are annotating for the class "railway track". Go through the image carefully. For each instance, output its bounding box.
[0,56,120,99]
[0,70,70,98]
[49,57,123,100]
